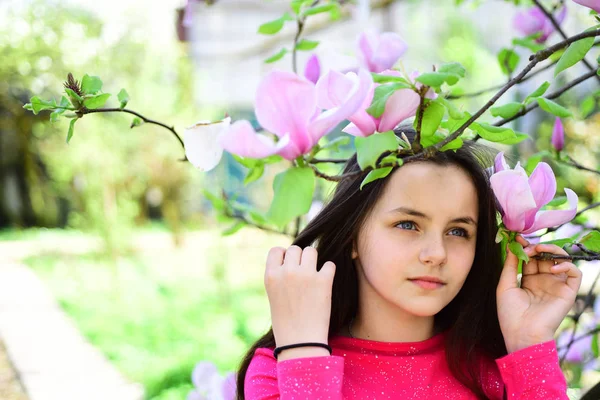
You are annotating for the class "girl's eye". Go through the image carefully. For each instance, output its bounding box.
[396,221,417,230]
[450,228,469,238]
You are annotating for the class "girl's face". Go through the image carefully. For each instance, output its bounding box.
[353,162,479,319]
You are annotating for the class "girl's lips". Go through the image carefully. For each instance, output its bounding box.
[410,279,445,290]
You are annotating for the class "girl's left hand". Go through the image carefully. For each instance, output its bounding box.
[496,235,582,353]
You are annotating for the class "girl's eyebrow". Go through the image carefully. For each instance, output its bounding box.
[388,206,478,226]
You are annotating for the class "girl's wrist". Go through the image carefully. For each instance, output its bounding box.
[505,333,554,353]
[276,346,331,362]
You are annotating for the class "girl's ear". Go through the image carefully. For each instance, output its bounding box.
[351,241,358,259]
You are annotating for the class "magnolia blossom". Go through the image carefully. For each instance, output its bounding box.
[557,330,593,363]
[304,54,321,85]
[187,361,236,400]
[184,117,231,171]
[219,68,373,160]
[552,117,565,151]
[491,152,578,234]
[357,30,407,72]
[317,69,419,137]
[513,6,567,42]
[573,0,600,13]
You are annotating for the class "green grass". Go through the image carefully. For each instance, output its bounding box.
[22,228,287,399]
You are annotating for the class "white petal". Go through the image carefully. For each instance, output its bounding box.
[184,117,231,172]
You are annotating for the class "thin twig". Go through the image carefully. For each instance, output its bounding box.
[558,154,600,176]
[84,107,186,159]
[494,69,598,127]
[438,28,600,150]
[532,0,600,83]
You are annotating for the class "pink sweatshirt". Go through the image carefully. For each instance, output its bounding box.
[245,332,568,399]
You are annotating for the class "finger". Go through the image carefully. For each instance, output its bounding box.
[283,245,302,267]
[552,262,582,293]
[534,244,569,273]
[265,247,285,273]
[319,261,336,280]
[300,246,318,270]
[522,244,539,276]
[498,243,519,293]
[516,235,530,247]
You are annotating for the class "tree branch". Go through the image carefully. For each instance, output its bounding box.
[84,107,186,160]
[437,28,600,151]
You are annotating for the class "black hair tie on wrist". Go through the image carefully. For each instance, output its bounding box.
[273,342,332,360]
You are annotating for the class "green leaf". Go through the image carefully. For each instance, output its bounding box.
[301,3,340,17]
[360,167,393,190]
[355,131,398,170]
[472,123,517,143]
[440,137,463,152]
[371,73,412,85]
[437,62,466,78]
[580,230,600,252]
[436,97,465,119]
[497,131,529,145]
[265,48,288,64]
[490,102,523,119]
[592,331,599,358]
[291,0,311,14]
[244,164,265,185]
[420,100,445,138]
[555,34,594,76]
[524,81,551,104]
[420,131,446,148]
[366,83,411,118]
[267,167,315,228]
[82,93,110,109]
[25,96,56,115]
[66,118,77,143]
[512,35,545,52]
[117,89,129,109]
[581,95,596,118]
[537,98,573,118]
[416,72,460,88]
[222,221,246,236]
[509,241,529,263]
[203,190,225,212]
[131,117,143,128]
[64,88,83,108]
[249,211,269,226]
[525,150,551,174]
[546,196,567,207]
[258,13,293,35]
[497,48,520,75]
[81,74,103,95]
[319,136,351,153]
[539,238,576,247]
[295,39,319,51]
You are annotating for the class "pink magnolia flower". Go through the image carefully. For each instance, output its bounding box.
[188,361,236,400]
[317,69,419,137]
[357,30,407,73]
[304,54,321,85]
[184,117,231,171]
[491,152,578,234]
[219,69,373,160]
[552,117,565,151]
[573,0,600,13]
[513,6,567,43]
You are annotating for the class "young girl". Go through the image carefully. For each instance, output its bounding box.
[235,128,582,400]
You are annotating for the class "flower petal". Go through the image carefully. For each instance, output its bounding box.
[184,117,230,172]
[255,70,315,151]
[494,152,509,173]
[219,120,290,159]
[573,0,600,14]
[377,88,420,132]
[309,68,373,143]
[370,32,408,72]
[191,361,218,392]
[315,69,355,110]
[552,117,565,151]
[528,162,557,208]
[304,54,321,85]
[490,170,537,232]
[522,188,578,234]
[221,372,237,400]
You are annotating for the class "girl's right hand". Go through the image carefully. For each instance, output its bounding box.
[264,246,336,354]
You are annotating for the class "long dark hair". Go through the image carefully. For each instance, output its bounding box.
[235,128,507,399]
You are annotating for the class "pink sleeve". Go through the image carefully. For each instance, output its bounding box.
[245,348,345,399]
[495,340,568,399]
